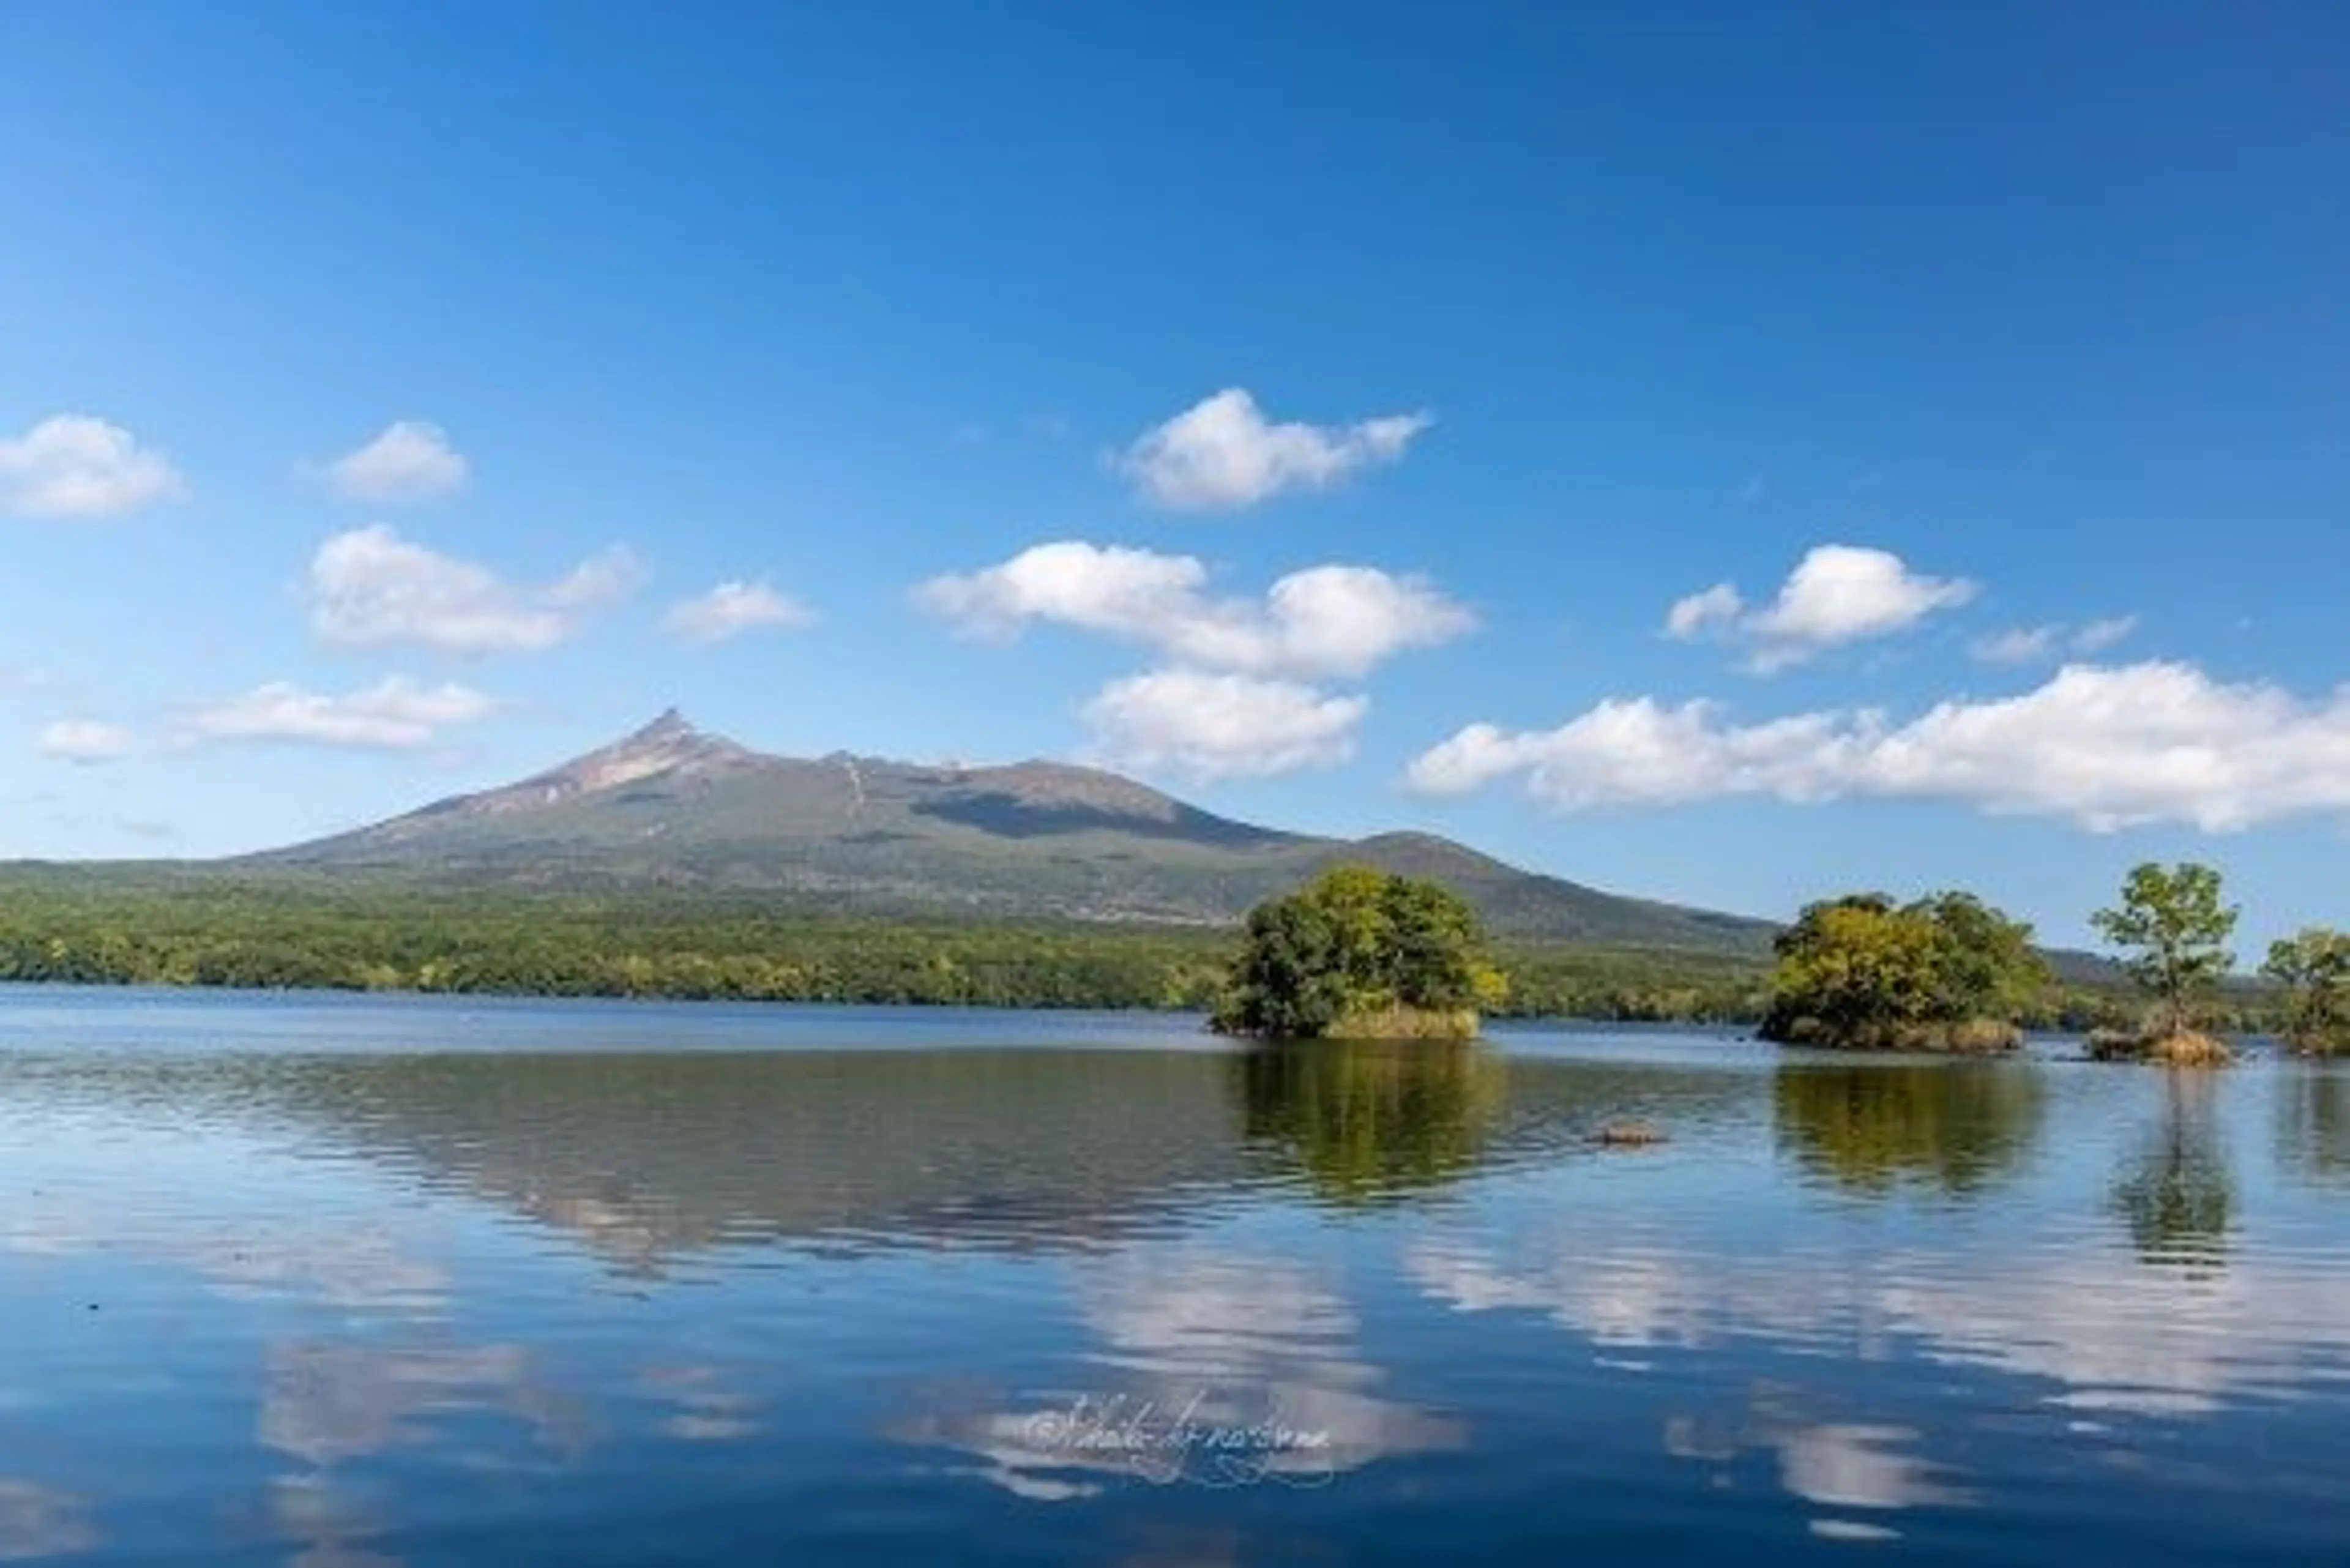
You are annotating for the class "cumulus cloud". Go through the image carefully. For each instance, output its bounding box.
[326,421,470,503]
[35,719,133,763]
[665,580,815,643]
[1974,615,2138,666]
[1407,660,2350,832]
[1117,388,1432,510]
[308,525,641,654]
[1082,669,1368,781]
[915,542,1472,680]
[1667,545,1976,671]
[181,677,495,750]
[0,415,185,518]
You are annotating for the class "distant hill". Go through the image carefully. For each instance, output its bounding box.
[242,710,1778,955]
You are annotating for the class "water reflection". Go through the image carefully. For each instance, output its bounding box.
[259,1341,588,1469]
[0,1479,96,1562]
[2277,1064,2350,1187]
[1773,1062,2044,1199]
[238,1051,1256,1266]
[1233,1041,1503,1204]
[2111,1071,2235,1274]
[1666,1391,1974,1542]
[13,998,2350,1562]
[897,1244,1465,1498]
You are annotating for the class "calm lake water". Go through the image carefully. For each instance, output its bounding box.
[5,990,2350,1564]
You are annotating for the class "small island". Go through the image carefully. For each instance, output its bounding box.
[1210,866,1506,1041]
[2086,862,2239,1066]
[1759,890,2047,1052]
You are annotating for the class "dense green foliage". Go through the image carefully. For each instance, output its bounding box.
[0,866,2262,1031]
[2262,927,2350,1056]
[2091,862,2239,1035]
[1759,891,2050,1050]
[1210,867,1505,1039]
[0,873,1232,1007]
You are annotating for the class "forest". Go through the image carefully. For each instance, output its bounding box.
[0,866,2248,1029]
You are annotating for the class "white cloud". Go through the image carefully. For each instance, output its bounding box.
[915,542,1472,680]
[35,719,133,764]
[1081,669,1368,781]
[1665,583,1744,640]
[1407,660,2350,832]
[308,525,641,654]
[1972,615,2138,666]
[666,580,815,643]
[181,677,495,750]
[1969,626,2059,665]
[2073,614,2138,653]
[325,421,470,503]
[1116,388,1432,510]
[1745,545,1976,666]
[1669,545,1977,671]
[0,415,185,518]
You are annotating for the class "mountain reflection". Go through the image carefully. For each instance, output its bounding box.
[1772,1062,2045,1199]
[2111,1070,2235,1273]
[237,1050,1257,1268]
[1233,1040,1504,1204]
[211,1047,1762,1260]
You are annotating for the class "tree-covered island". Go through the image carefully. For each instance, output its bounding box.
[1758,890,2050,1051]
[1210,866,1507,1041]
[2088,861,2240,1066]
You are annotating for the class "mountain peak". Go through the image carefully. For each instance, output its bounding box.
[624,707,697,745]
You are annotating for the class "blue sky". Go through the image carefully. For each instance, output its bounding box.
[3,1,2346,947]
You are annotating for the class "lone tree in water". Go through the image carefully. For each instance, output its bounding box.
[1212,866,1505,1041]
[2263,927,2350,1057]
[2090,862,2237,1064]
[1760,890,2048,1051]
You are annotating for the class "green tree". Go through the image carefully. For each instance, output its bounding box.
[2262,927,2350,1056]
[1212,867,1501,1039]
[2091,862,2238,1036]
[1911,890,2050,1021]
[1761,890,2046,1049]
[1218,894,1351,1039]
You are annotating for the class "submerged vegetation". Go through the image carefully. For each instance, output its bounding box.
[1759,891,2048,1051]
[1210,867,1505,1040]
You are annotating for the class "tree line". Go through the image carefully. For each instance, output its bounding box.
[1766,860,2347,1059]
[0,864,2332,1045]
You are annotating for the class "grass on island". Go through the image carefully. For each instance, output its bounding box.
[2086,1027,2236,1067]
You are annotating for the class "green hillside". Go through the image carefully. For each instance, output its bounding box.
[238,710,1777,955]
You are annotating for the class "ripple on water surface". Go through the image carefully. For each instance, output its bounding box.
[6,993,2350,1563]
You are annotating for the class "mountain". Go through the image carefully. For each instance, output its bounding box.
[245,710,1777,954]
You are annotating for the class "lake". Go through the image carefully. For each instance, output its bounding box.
[4,989,2349,1564]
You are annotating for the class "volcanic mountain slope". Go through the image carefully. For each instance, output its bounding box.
[248,711,1776,953]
